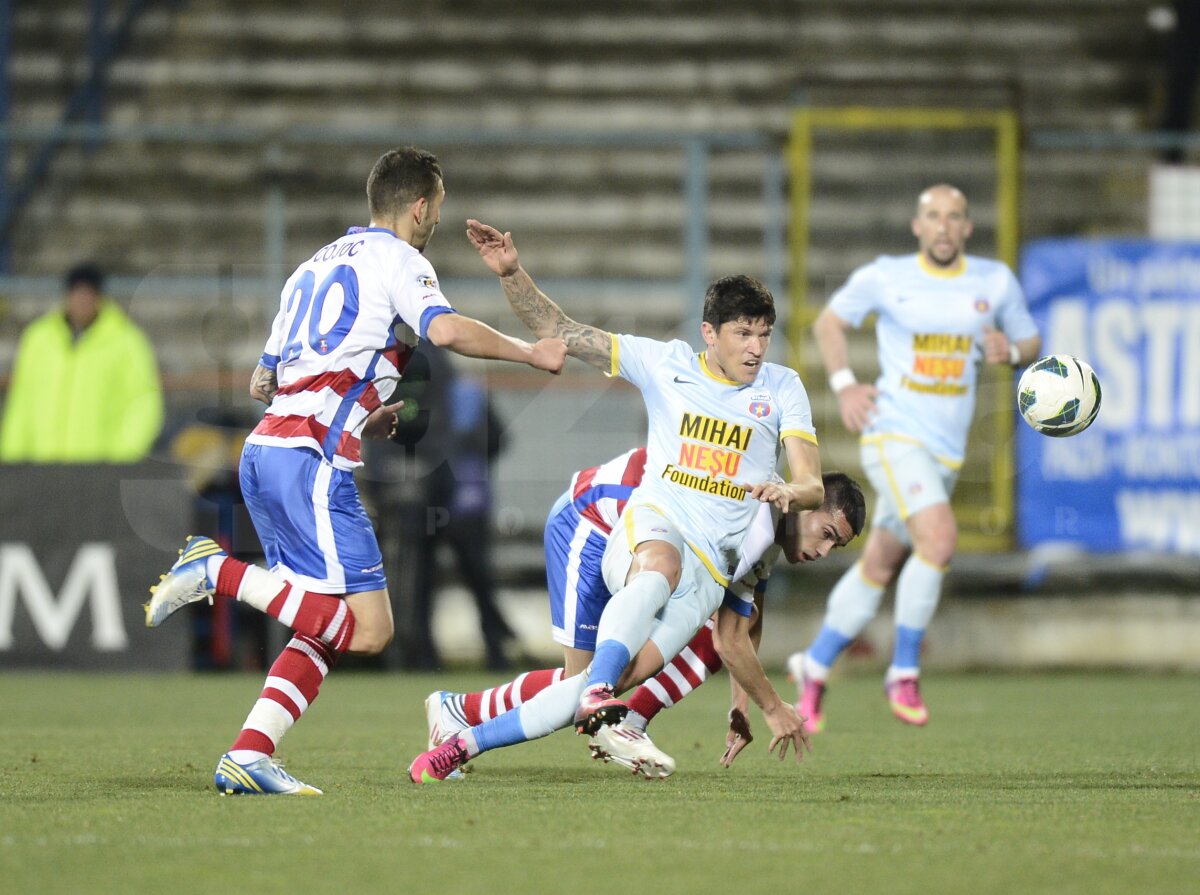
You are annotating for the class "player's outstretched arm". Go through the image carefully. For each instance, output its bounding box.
[783,436,824,509]
[425,312,566,374]
[712,605,811,764]
[249,364,278,405]
[467,219,612,373]
[720,596,765,767]
[747,437,823,513]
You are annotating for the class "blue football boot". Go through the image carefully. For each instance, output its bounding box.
[144,535,224,627]
[214,753,322,796]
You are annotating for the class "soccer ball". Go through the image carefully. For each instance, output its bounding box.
[1017,355,1102,437]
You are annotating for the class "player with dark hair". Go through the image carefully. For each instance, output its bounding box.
[421,454,864,778]
[145,147,566,796]
[788,184,1040,731]
[408,222,825,782]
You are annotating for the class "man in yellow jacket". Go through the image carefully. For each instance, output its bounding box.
[0,263,163,462]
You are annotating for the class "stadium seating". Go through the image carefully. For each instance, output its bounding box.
[6,0,1160,285]
[1,1,1165,530]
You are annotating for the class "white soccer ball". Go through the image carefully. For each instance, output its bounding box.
[1017,354,1102,437]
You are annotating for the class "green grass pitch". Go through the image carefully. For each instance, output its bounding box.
[1,670,1196,895]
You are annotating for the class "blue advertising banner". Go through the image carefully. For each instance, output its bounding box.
[1018,239,1200,555]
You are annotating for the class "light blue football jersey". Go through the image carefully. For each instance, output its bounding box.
[610,334,817,584]
[829,253,1038,464]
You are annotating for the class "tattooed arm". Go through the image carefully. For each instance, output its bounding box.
[249,364,278,405]
[466,219,613,373]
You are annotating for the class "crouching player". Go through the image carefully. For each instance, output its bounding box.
[408,224,830,784]
[419,448,865,779]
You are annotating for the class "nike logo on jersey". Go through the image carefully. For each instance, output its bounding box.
[673,375,698,384]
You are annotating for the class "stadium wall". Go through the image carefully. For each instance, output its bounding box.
[0,463,192,669]
[426,586,1200,672]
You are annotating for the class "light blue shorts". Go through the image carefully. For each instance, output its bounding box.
[600,503,725,665]
[239,443,385,595]
[859,436,959,546]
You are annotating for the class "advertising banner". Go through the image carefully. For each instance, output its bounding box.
[1018,240,1200,555]
[0,463,193,668]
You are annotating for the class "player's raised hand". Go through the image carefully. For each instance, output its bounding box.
[529,337,568,375]
[719,707,754,768]
[763,701,812,764]
[466,219,520,277]
[980,324,1012,365]
[361,399,405,440]
[836,382,878,432]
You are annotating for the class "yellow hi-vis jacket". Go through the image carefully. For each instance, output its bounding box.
[0,300,164,462]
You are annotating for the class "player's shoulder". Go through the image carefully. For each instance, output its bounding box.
[338,228,429,268]
[367,234,444,298]
[759,360,804,390]
[966,254,1020,291]
[965,253,1015,276]
[366,230,426,268]
[838,254,907,286]
[865,253,911,273]
[619,333,689,358]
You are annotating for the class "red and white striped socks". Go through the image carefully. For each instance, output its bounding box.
[626,618,723,728]
[443,620,726,736]
[444,668,566,729]
[211,556,355,652]
[227,634,337,762]
[209,556,357,763]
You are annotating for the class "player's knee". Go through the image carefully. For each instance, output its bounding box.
[859,554,900,588]
[629,556,681,591]
[645,555,682,590]
[352,619,395,655]
[647,564,682,592]
[914,524,956,567]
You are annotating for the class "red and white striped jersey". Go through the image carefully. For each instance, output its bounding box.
[247,227,456,469]
[569,447,649,533]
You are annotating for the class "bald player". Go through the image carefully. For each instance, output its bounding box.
[788,184,1041,731]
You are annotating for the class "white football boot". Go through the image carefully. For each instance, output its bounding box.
[424,691,466,780]
[588,721,676,780]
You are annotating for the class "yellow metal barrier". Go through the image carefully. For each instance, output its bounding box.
[789,106,1021,551]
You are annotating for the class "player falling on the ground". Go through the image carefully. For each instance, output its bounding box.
[423,447,864,778]
[144,147,566,796]
[407,221,825,783]
[788,184,1040,732]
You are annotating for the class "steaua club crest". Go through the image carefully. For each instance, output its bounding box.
[974,297,991,314]
[749,401,771,418]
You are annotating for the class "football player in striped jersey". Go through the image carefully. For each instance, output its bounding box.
[416,455,862,780]
[145,147,565,796]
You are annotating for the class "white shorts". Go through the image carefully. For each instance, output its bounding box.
[860,436,959,546]
[600,503,725,665]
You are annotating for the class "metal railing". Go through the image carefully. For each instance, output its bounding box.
[0,123,788,337]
